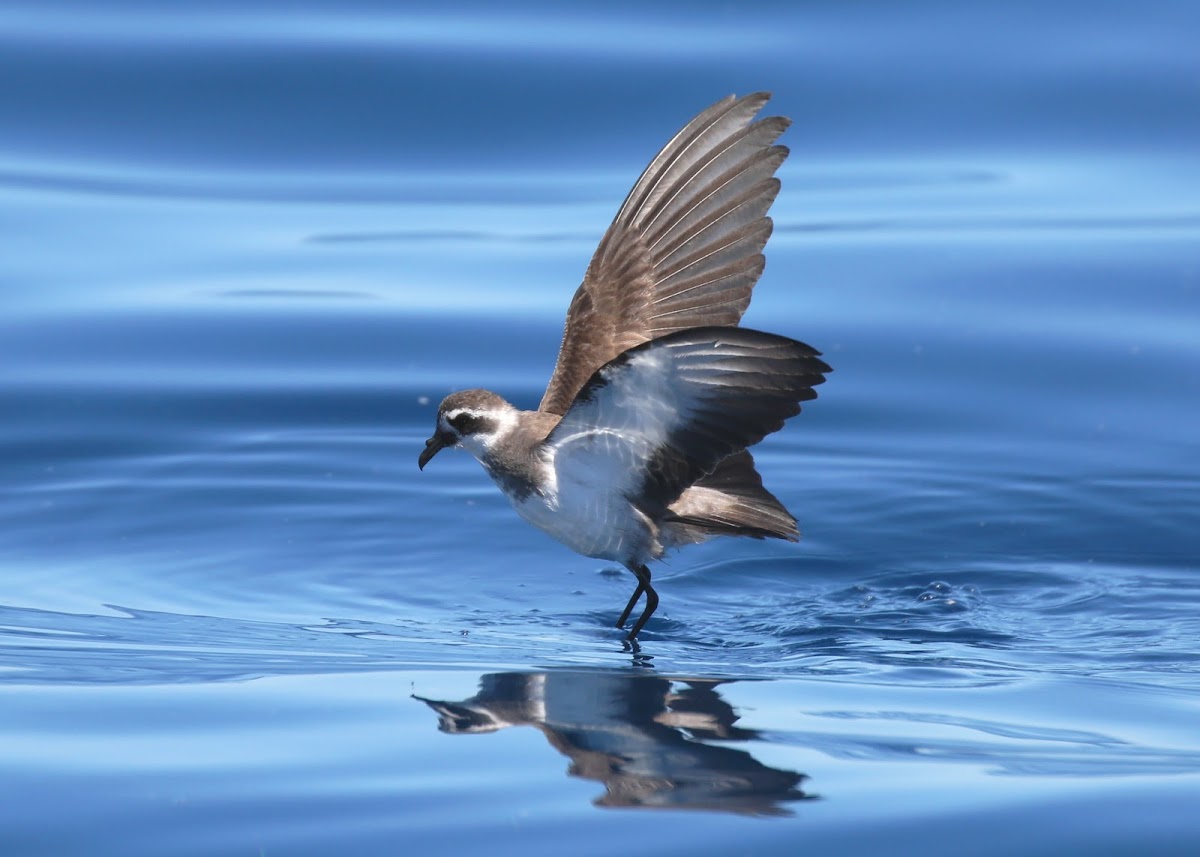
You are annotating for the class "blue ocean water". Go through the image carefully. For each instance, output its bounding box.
[2,2,1199,854]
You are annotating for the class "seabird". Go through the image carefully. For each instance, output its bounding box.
[418,92,830,641]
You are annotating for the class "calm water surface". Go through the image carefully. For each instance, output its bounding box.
[2,2,1199,855]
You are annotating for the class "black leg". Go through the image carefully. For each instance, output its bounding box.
[624,564,658,641]
[615,573,646,629]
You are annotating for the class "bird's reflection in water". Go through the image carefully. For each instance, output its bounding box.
[414,670,813,815]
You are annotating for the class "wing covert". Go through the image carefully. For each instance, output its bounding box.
[541,327,830,517]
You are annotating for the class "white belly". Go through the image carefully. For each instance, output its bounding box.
[507,474,656,565]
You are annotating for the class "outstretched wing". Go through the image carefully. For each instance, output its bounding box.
[538,93,791,415]
[540,328,830,518]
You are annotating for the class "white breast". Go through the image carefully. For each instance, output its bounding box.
[505,452,657,566]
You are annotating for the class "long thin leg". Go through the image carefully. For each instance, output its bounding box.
[615,575,646,628]
[625,564,659,641]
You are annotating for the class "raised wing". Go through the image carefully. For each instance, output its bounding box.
[541,328,830,518]
[538,93,791,414]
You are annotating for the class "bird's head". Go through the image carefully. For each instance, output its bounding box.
[418,389,517,470]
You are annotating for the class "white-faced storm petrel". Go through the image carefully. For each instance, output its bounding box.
[418,93,830,641]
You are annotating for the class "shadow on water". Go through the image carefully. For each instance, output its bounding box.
[414,670,813,816]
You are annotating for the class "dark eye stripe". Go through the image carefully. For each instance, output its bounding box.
[449,412,490,434]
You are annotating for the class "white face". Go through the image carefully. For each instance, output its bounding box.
[439,407,518,459]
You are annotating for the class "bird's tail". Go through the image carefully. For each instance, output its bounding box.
[662,450,799,543]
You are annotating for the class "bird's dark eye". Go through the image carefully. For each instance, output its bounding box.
[449,412,487,434]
